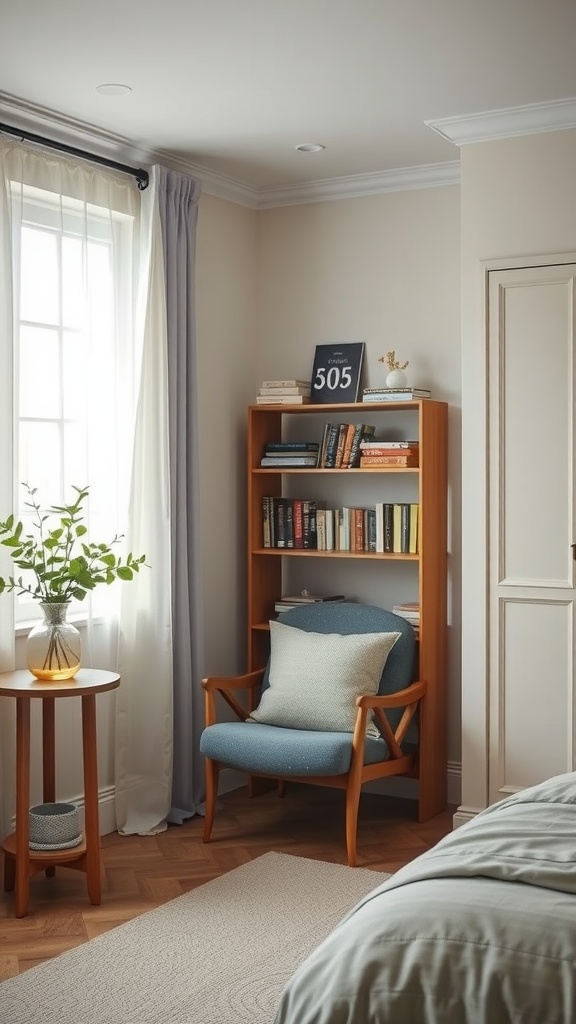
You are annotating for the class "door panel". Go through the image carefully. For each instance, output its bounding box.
[488,264,576,803]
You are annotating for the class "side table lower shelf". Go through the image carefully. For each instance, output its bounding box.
[2,832,94,892]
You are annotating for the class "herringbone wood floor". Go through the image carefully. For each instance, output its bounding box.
[0,784,455,980]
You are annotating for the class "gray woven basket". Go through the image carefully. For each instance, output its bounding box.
[29,802,81,849]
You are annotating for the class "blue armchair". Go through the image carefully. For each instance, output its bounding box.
[200,602,425,865]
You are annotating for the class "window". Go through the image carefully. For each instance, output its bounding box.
[11,182,135,622]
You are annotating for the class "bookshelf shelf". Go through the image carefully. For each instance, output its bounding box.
[246,399,448,822]
[252,548,419,560]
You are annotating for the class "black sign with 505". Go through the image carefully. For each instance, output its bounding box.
[310,342,365,404]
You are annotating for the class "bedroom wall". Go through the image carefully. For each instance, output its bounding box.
[255,185,463,789]
[460,127,576,815]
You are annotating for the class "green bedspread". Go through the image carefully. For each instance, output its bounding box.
[273,773,576,1024]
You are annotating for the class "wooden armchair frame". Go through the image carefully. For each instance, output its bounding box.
[202,670,427,866]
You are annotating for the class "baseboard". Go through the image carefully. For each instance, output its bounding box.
[453,806,481,829]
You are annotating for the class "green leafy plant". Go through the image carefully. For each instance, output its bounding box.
[0,483,147,603]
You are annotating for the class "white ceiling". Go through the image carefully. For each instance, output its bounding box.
[2,0,576,201]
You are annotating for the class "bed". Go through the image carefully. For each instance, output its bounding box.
[273,773,576,1024]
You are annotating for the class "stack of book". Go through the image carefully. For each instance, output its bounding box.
[362,387,431,402]
[260,441,319,467]
[256,379,311,405]
[392,602,420,636]
[317,423,376,468]
[359,440,419,468]
[275,592,346,614]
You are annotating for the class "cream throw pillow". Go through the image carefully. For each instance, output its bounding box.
[249,619,401,737]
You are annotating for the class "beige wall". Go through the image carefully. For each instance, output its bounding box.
[196,194,259,675]
[460,128,576,814]
[256,186,463,772]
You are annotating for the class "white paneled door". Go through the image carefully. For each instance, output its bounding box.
[487,264,576,804]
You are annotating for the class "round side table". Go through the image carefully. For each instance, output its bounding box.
[0,668,120,918]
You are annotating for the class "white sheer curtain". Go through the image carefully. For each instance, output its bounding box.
[0,141,173,839]
[115,166,173,834]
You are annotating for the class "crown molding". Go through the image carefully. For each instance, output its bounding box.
[0,90,459,210]
[425,96,576,147]
[256,161,460,208]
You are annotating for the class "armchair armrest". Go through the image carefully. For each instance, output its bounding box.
[202,669,265,693]
[356,680,427,758]
[357,679,427,710]
[202,668,266,726]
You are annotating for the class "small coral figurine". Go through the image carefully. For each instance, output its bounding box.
[379,351,409,388]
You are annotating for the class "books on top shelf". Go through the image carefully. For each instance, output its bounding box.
[257,379,311,404]
[362,387,431,402]
[256,394,312,404]
[262,379,311,389]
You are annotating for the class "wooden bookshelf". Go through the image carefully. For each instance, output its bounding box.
[247,399,448,822]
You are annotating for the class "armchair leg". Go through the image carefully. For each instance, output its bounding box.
[344,777,362,867]
[203,758,220,842]
[277,780,287,798]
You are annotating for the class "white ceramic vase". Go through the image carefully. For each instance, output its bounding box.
[385,368,408,388]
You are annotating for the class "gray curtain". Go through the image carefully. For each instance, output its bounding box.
[154,165,205,822]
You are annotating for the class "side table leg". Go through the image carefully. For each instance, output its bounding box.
[15,698,31,918]
[42,697,56,878]
[81,693,102,905]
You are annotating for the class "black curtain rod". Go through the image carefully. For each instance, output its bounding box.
[0,122,149,190]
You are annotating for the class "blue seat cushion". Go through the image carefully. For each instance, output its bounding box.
[200,721,389,776]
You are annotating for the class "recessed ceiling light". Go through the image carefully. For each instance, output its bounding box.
[96,83,132,96]
[295,143,325,153]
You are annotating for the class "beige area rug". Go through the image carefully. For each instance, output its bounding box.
[0,852,389,1024]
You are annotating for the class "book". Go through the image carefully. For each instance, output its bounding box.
[263,450,318,458]
[393,602,420,620]
[393,504,403,553]
[256,395,311,405]
[261,379,310,389]
[363,387,431,396]
[340,423,356,468]
[362,389,431,402]
[323,422,341,468]
[310,342,365,404]
[354,446,416,454]
[409,503,419,553]
[280,593,345,603]
[334,423,349,468]
[265,442,319,452]
[359,440,419,450]
[292,498,304,549]
[259,386,311,396]
[383,503,394,552]
[360,455,419,467]
[260,456,317,466]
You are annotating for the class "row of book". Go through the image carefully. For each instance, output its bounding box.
[256,379,311,405]
[260,432,420,469]
[317,423,375,468]
[262,497,419,553]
